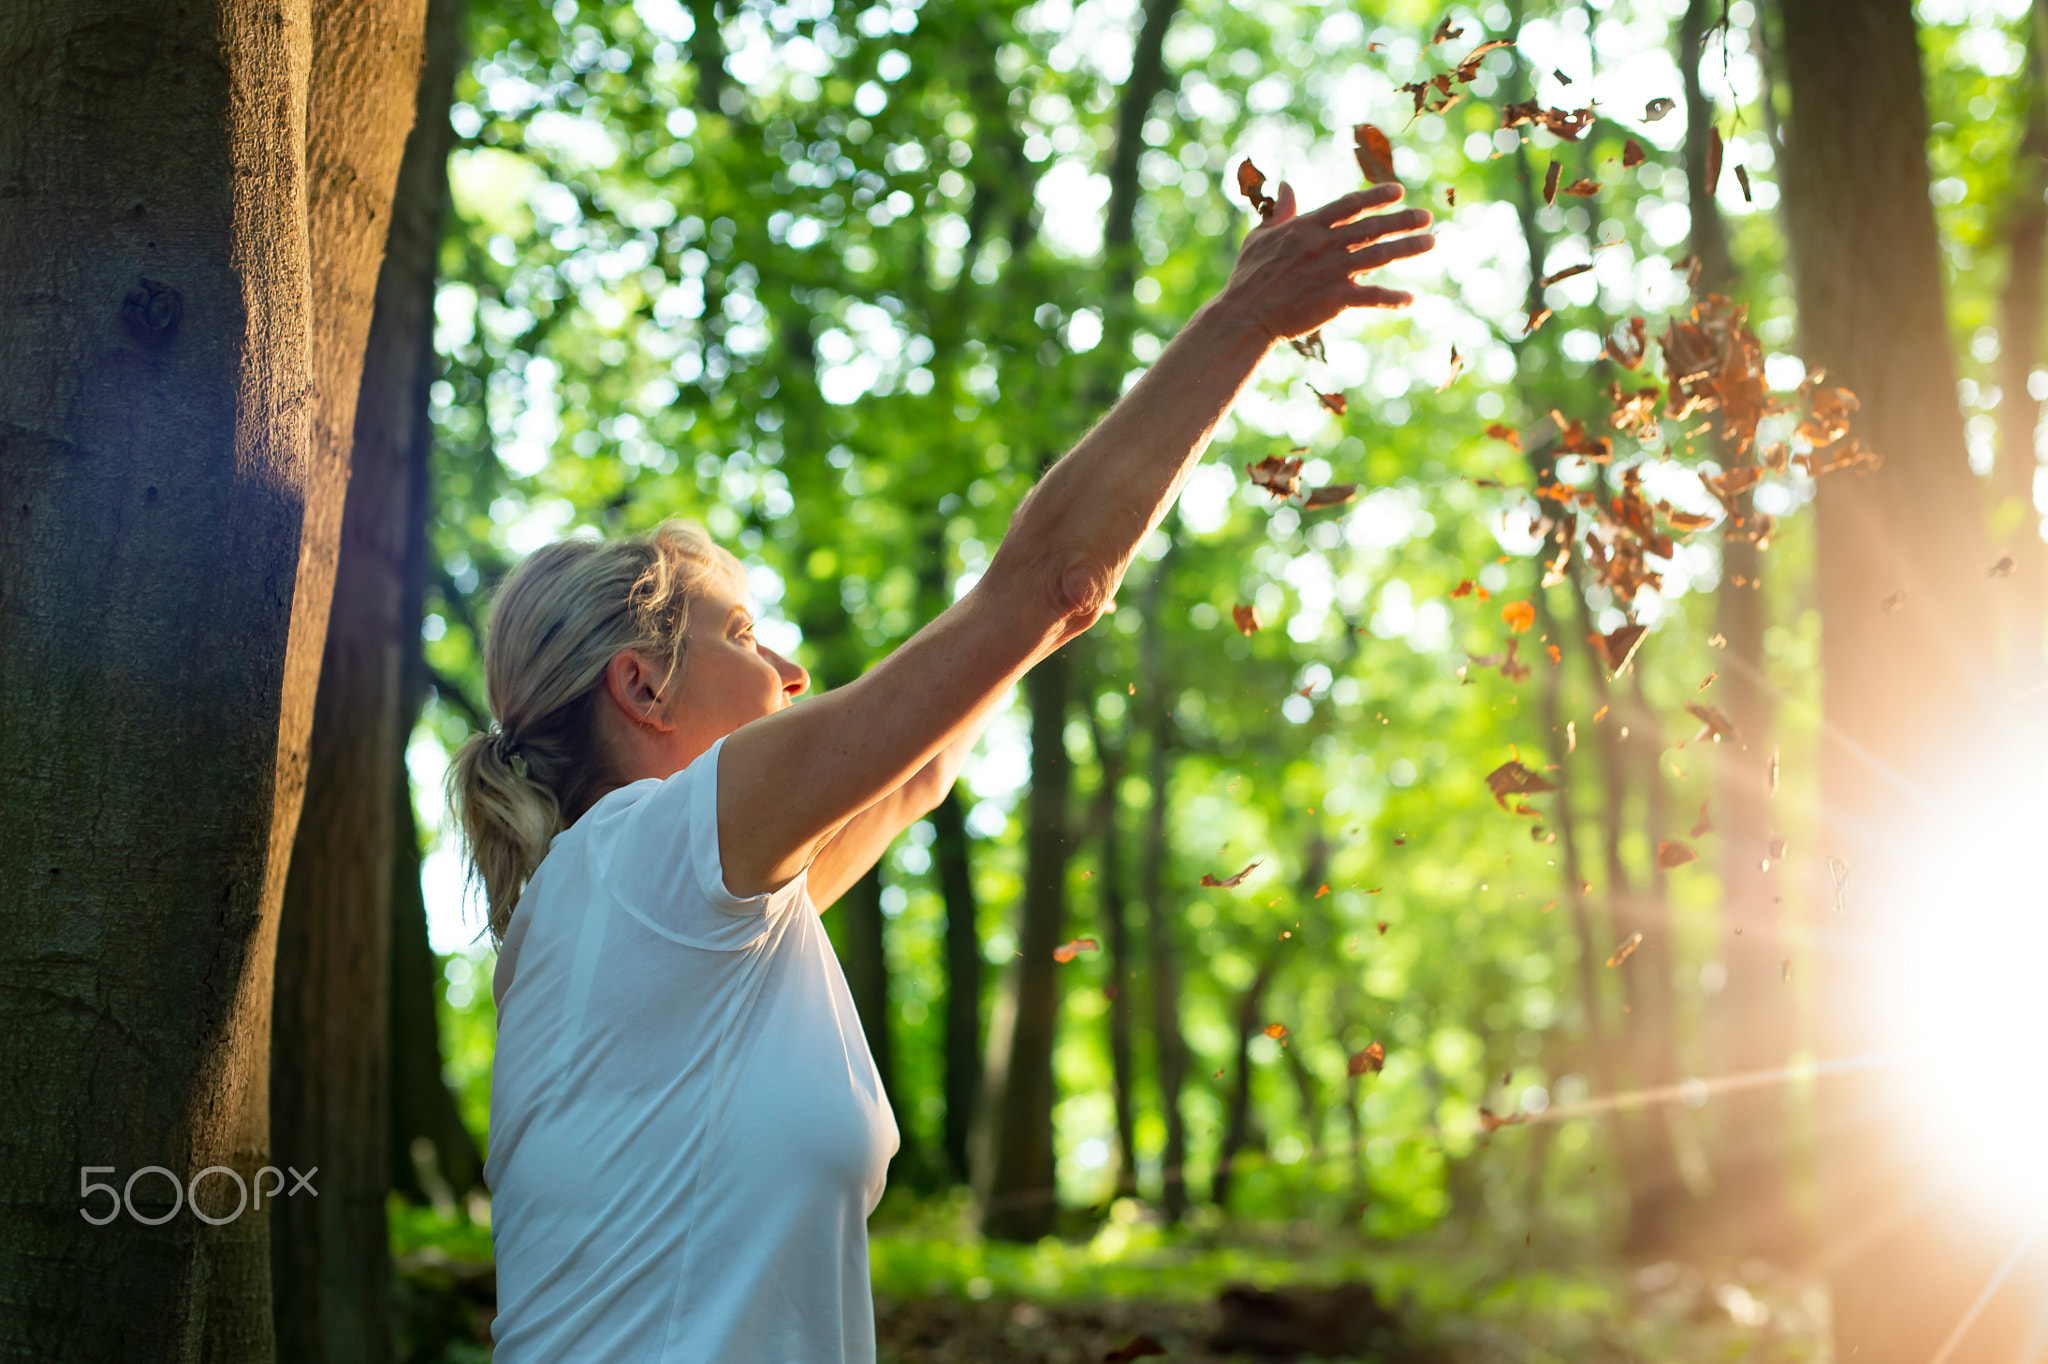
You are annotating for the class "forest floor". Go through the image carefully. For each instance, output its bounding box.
[391,1194,1833,1362]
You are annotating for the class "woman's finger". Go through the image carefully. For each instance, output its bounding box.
[1312,183,1405,227]
[1270,180,1299,226]
[1339,206,1434,246]
[1346,232,1437,274]
[1344,284,1416,310]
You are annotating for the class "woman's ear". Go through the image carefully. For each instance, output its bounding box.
[602,649,676,732]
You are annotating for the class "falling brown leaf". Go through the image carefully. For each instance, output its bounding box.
[1689,800,1713,839]
[1479,1107,1529,1132]
[1451,579,1477,599]
[1290,330,1327,363]
[1310,384,1348,416]
[1604,316,1648,369]
[1734,164,1753,203]
[1623,137,1647,168]
[1431,14,1464,44]
[1376,920,1389,934]
[1543,159,1562,206]
[1231,603,1261,635]
[1446,185,1458,208]
[1104,1335,1168,1364]
[1348,1041,1387,1076]
[1560,177,1600,197]
[1245,454,1303,498]
[1201,859,1261,888]
[1353,123,1398,185]
[1485,759,1557,808]
[1656,840,1697,870]
[1453,39,1516,83]
[1502,600,1536,634]
[1502,100,1595,141]
[1236,159,1276,220]
[1263,1022,1289,1041]
[1989,553,2017,578]
[1685,700,1739,745]
[1594,623,1648,674]
[1606,931,1644,967]
[1314,882,1329,898]
[1540,261,1593,288]
[1706,125,1724,194]
[1439,344,1464,391]
[1304,483,1359,510]
[1484,421,1522,451]
[1553,67,1573,85]
[1524,305,1554,336]
[1053,936,1098,963]
[1550,411,1613,461]
[1644,96,1676,122]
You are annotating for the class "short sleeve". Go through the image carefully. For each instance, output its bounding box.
[597,735,810,951]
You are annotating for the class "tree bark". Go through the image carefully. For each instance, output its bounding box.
[1139,534,1191,1222]
[1679,0,1800,1263]
[1781,1,2032,1357]
[0,2,422,1358]
[271,0,459,1353]
[1994,4,2048,695]
[1086,699,1140,1200]
[930,784,982,1185]
[980,646,1074,1240]
[1211,950,1281,1213]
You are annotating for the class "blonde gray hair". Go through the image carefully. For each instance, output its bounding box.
[446,520,743,942]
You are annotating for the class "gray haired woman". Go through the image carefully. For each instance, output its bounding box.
[447,179,1432,1362]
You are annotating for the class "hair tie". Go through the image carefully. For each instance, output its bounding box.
[487,724,529,780]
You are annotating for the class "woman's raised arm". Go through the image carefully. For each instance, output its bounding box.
[717,181,1433,896]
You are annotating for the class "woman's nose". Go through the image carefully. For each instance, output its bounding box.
[769,649,809,699]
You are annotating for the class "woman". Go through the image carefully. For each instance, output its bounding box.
[452,179,1432,1361]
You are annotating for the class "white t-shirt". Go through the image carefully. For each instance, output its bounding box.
[485,735,899,1362]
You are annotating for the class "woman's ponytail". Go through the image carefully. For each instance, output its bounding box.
[443,521,742,943]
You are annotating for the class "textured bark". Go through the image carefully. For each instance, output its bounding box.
[1994,6,2048,695]
[1781,1,2034,1357]
[272,0,457,1352]
[1679,0,1799,1263]
[0,1,421,1358]
[930,784,982,1185]
[1210,950,1281,1212]
[1085,701,1140,1200]
[980,646,1074,1241]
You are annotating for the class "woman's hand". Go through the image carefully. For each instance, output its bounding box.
[1215,181,1435,342]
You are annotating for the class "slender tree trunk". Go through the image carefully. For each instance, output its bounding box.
[1679,0,1800,1263]
[1781,2,2031,1357]
[1211,950,1281,1213]
[839,863,900,1148]
[980,647,1074,1240]
[1995,5,2048,695]
[1139,537,1191,1221]
[0,4,422,1358]
[1086,704,1141,1200]
[272,0,459,1352]
[930,784,982,1185]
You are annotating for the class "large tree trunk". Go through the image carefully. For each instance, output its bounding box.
[271,0,460,1352]
[980,647,1074,1240]
[0,3,422,1359]
[1781,2,2034,1357]
[930,784,982,1185]
[1995,5,2048,695]
[1678,0,1799,1263]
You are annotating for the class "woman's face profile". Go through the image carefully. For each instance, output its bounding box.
[669,575,809,741]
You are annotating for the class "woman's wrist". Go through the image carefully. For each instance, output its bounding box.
[1192,288,1281,353]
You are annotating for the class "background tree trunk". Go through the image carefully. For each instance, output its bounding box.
[1211,950,1281,1213]
[930,784,982,1185]
[1139,535,1191,1222]
[0,3,422,1358]
[272,0,460,1351]
[1086,699,1140,1200]
[1678,0,1799,1264]
[1782,1,2036,1357]
[980,647,1074,1240]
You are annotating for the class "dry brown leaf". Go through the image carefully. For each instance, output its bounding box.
[1353,123,1398,184]
[1502,600,1536,634]
[1543,159,1562,206]
[1623,137,1647,168]
[1606,931,1644,966]
[1289,330,1326,363]
[1263,1022,1288,1040]
[1561,177,1600,197]
[1604,316,1648,369]
[1231,603,1261,636]
[1454,39,1515,83]
[1990,553,2017,578]
[1689,800,1713,839]
[1485,759,1556,808]
[1348,1041,1387,1076]
[1201,859,1261,888]
[1439,344,1463,391]
[1706,125,1724,194]
[1735,164,1753,203]
[1594,623,1647,674]
[1540,261,1593,288]
[1484,421,1522,450]
[1236,159,1276,220]
[1644,96,1676,122]
[1245,454,1304,498]
[1524,305,1554,336]
[1432,14,1464,44]
[1656,840,1697,870]
[1479,1107,1529,1132]
[1685,699,1739,745]
[1052,936,1098,963]
[1310,384,1348,416]
[1304,483,1359,509]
